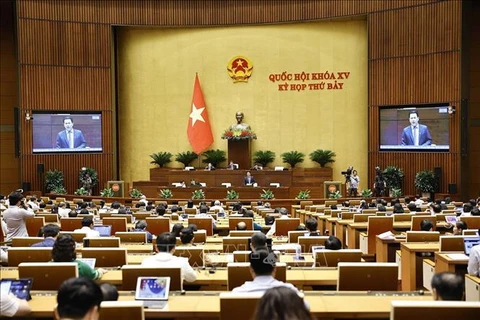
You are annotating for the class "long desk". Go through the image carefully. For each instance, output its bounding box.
[400,242,439,291]
[0,267,338,290]
[376,236,405,262]
[25,291,435,319]
[435,252,468,273]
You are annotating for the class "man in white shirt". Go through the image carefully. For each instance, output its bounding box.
[0,292,31,317]
[232,249,298,293]
[3,192,35,241]
[266,208,289,237]
[73,216,100,237]
[141,232,197,283]
[210,200,225,214]
[57,202,71,218]
[467,229,480,276]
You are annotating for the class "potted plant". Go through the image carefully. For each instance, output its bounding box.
[192,189,205,200]
[100,188,114,197]
[129,188,143,199]
[383,166,404,192]
[415,170,438,197]
[329,190,342,199]
[202,149,227,168]
[260,189,275,200]
[309,149,336,167]
[296,190,311,200]
[159,189,173,199]
[52,186,67,195]
[175,151,198,168]
[226,189,239,200]
[253,150,276,168]
[281,151,305,168]
[74,187,89,196]
[150,152,173,168]
[45,170,65,193]
[360,189,373,198]
[390,188,402,198]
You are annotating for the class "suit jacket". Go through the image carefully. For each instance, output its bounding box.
[56,129,86,148]
[401,124,432,146]
[31,237,56,247]
[244,176,255,185]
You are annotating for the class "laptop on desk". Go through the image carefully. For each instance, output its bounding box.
[464,237,480,256]
[93,225,112,237]
[135,277,170,309]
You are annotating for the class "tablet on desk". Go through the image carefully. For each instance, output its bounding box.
[0,278,33,300]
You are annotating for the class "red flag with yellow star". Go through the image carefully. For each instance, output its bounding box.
[187,74,214,154]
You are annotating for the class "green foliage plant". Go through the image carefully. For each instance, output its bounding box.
[253,150,276,168]
[309,150,336,167]
[260,189,275,200]
[175,151,198,168]
[159,189,173,199]
[329,190,342,199]
[150,152,173,168]
[226,189,240,200]
[281,151,305,168]
[202,149,227,167]
[100,188,114,197]
[129,188,143,199]
[360,189,373,198]
[415,170,438,193]
[74,187,89,196]
[383,166,404,189]
[192,189,205,200]
[78,167,98,188]
[45,170,65,193]
[296,190,311,200]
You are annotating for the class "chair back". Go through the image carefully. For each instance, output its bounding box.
[288,230,308,243]
[463,229,479,236]
[353,213,375,223]
[223,237,250,253]
[411,216,436,231]
[83,237,121,248]
[36,213,59,223]
[228,217,254,230]
[233,250,252,262]
[325,200,338,207]
[59,231,87,243]
[314,249,362,267]
[219,292,263,320]
[60,217,84,231]
[102,217,127,234]
[275,218,300,236]
[393,214,415,222]
[366,216,393,254]
[459,216,480,229]
[25,216,45,237]
[185,208,197,214]
[229,230,260,237]
[174,246,204,267]
[81,247,127,267]
[11,237,44,247]
[405,231,440,242]
[298,236,329,253]
[300,201,313,209]
[115,232,148,243]
[226,262,286,291]
[121,265,182,290]
[99,301,144,320]
[8,247,52,266]
[18,262,78,290]
[439,236,465,251]
[390,301,480,320]
[193,230,207,244]
[188,217,214,236]
[145,217,170,236]
[133,212,152,220]
[337,262,398,291]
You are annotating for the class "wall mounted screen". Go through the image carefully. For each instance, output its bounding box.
[379,104,450,151]
[32,112,102,153]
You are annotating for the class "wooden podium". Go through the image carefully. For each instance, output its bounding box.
[228,139,251,170]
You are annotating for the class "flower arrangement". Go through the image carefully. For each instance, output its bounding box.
[221,128,257,141]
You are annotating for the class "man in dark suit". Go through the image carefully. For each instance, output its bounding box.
[31,224,60,247]
[401,110,432,146]
[244,171,255,186]
[56,117,86,148]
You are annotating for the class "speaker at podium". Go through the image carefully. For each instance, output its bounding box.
[107,181,126,197]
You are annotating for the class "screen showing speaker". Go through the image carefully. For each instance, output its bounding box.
[379,104,450,151]
[32,112,102,153]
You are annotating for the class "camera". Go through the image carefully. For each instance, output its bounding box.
[341,166,353,183]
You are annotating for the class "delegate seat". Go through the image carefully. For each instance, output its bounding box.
[121,265,182,291]
[337,262,398,291]
[226,262,286,291]
[81,247,127,267]
[18,262,78,290]
[8,247,52,266]
[99,301,144,320]
[314,249,362,267]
